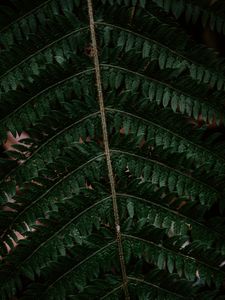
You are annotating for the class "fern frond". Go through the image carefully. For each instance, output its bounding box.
[0,0,225,299]
[35,240,117,300]
[152,0,225,35]
[3,193,112,275]
[0,148,106,245]
[123,235,225,287]
[0,0,81,49]
[0,68,96,140]
[101,65,224,125]
[96,2,225,91]
[0,112,100,185]
[0,26,89,94]
[128,276,191,300]
[116,193,225,255]
[2,105,225,206]
[107,109,225,176]
[111,149,219,207]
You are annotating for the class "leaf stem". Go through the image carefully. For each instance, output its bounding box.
[87,1,130,299]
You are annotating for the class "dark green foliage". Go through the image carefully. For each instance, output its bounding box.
[0,0,225,299]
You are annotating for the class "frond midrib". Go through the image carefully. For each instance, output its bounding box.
[1,148,219,241]
[4,192,224,280]
[2,106,224,193]
[1,62,222,134]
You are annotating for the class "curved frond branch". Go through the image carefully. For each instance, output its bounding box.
[0,26,89,85]
[44,240,117,294]
[123,234,225,282]
[0,0,81,49]
[0,0,51,33]
[96,21,225,90]
[0,68,95,135]
[100,284,123,300]
[0,111,100,184]
[19,195,112,269]
[152,0,225,35]
[107,108,225,175]
[111,150,219,207]
[128,276,189,299]
[116,193,225,250]
[0,153,105,241]
[101,64,223,124]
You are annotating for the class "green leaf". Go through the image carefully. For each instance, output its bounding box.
[127,201,134,218]
[157,251,165,270]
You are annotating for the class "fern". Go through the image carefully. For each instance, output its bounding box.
[0,0,225,299]
[152,0,225,34]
